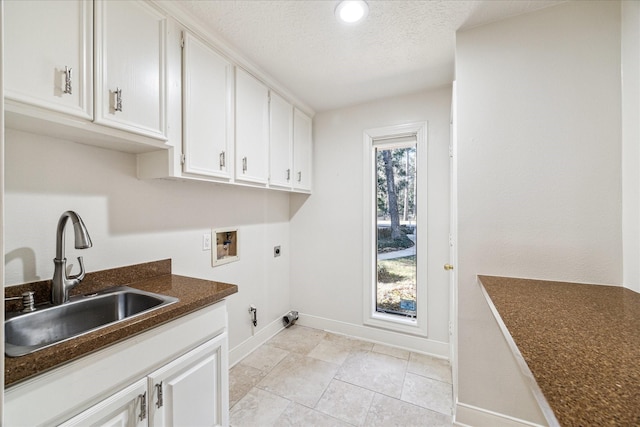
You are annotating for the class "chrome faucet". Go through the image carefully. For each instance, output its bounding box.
[52,211,93,305]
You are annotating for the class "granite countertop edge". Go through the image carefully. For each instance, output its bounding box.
[4,260,238,387]
[478,276,561,427]
[478,275,640,427]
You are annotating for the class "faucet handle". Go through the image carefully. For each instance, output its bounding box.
[67,256,86,282]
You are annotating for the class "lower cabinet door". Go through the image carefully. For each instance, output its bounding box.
[59,379,148,427]
[148,333,228,427]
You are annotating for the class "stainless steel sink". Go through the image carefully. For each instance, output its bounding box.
[5,286,178,357]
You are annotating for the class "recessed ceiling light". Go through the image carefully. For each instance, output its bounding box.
[335,0,369,24]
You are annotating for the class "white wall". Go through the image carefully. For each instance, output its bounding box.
[456,1,622,424]
[290,87,451,355]
[622,0,640,294]
[3,129,291,355]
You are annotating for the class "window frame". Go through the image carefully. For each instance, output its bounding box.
[362,122,428,336]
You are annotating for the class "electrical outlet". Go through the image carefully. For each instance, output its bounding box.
[203,233,211,251]
[274,245,281,257]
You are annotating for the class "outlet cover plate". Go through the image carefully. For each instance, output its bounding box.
[203,233,211,251]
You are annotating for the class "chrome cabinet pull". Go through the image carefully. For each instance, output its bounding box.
[63,66,72,95]
[286,169,290,181]
[220,151,225,168]
[155,382,164,408]
[297,171,302,182]
[138,392,147,421]
[114,87,123,112]
[242,157,247,173]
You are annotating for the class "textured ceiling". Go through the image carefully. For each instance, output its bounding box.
[171,0,565,112]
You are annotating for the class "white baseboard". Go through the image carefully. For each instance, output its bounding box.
[454,402,546,427]
[229,314,286,367]
[297,312,449,359]
[229,311,450,366]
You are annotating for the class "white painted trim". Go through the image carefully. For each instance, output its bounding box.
[454,402,546,427]
[449,80,460,409]
[298,313,449,358]
[362,121,429,337]
[228,313,287,367]
[0,0,5,419]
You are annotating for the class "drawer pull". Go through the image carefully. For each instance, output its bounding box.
[156,381,164,408]
[114,87,123,112]
[63,66,72,95]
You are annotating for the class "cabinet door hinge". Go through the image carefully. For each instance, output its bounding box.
[181,153,186,165]
[181,32,185,48]
[449,145,453,158]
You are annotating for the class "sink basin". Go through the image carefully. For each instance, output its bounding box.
[5,286,178,357]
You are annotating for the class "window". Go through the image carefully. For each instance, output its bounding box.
[363,122,428,336]
[376,143,417,317]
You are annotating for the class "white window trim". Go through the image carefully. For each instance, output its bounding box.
[362,122,428,337]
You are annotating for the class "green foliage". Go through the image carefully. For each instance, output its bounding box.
[400,224,415,234]
[377,228,414,252]
[377,264,403,283]
[376,256,417,314]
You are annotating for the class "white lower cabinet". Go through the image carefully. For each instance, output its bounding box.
[148,335,227,426]
[4,302,229,427]
[60,334,227,427]
[59,379,147,427]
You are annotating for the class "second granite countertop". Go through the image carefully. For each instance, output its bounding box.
[480,275,640,427]
[4,259,238,387]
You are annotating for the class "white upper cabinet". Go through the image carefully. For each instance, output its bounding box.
[94,0,167,140]
[182,32,234,180]
[269,92,294,189]
[4,0,93,119]
[4,0,313,187]
[235,68,269,185]
[293,108,313,192]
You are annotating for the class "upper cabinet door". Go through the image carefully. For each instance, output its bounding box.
[182,32,233,180]
[269,92,293,189]
[4,0,93,119]
[94,0,167,140]
[293,108,313,192]
[235,68,269,185]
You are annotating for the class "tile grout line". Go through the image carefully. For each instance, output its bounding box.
[230,326,454,425]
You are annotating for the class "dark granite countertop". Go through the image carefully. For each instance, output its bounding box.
[4,259,238,387]
[480,275,640,427]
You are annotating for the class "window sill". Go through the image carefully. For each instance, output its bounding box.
[364,312,428,337]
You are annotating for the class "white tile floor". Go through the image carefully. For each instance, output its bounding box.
[229,325,453,426]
